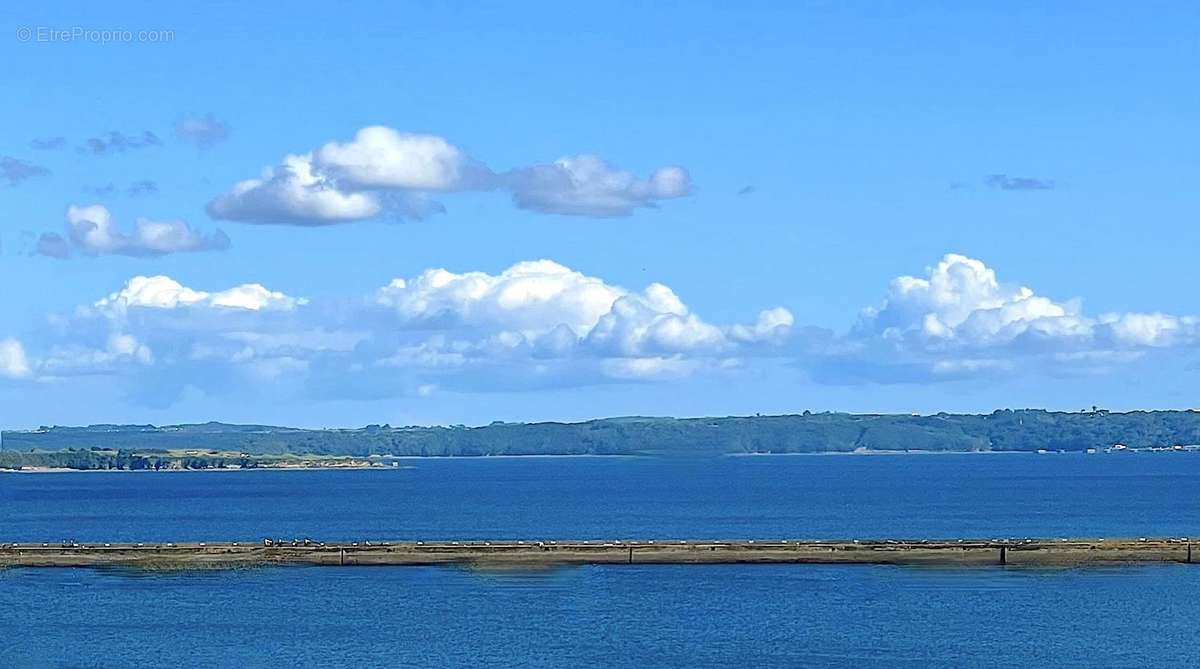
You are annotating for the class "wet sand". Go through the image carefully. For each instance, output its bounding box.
[1,538,1194,569]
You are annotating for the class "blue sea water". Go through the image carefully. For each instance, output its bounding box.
[3,453,1200,667]
[3,564,1199,668]
[3,453,1200,541]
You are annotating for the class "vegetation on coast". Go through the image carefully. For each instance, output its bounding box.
[3,409,1200,470]
[0,448,398,472]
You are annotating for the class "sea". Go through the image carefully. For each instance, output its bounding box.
[2,452,1199,667]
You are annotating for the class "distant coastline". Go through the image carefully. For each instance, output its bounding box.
[1,453,633,473]
[4,463,414,474]
[4,409,1200,471]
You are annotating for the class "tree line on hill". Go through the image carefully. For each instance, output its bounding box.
[3,410,1200,470]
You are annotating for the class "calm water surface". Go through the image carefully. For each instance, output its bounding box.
[3,454,1199,667]
[2,453,1199,541]
[2,564,1198,668]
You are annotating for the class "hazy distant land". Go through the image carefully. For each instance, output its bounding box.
[3,409,1200,472]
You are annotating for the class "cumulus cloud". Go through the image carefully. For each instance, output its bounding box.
[504,155,691,216]
[208,126,691,224]
[36,204,230,258]
[175,114,231,148]
[94,275,305,313]
[1,156,50,186]
[206,153,382,225]
[377,260,624,337]
[858,253,1090,348]
[376,260,791,375]
[0,339,31,379]
[585,287,727,356]
[816,253,1200,384]
[19,276,308,386]
[730,307,795,344]
[312,126,493,191]
[80,131,162,155]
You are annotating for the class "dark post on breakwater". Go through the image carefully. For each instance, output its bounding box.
[0,538,1195,569]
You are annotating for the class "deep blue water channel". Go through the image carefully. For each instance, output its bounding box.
[3,453,1198,667]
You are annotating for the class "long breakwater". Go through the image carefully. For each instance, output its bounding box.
[1,538,1195,569]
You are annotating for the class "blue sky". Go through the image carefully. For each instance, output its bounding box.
[2,2,1198,428]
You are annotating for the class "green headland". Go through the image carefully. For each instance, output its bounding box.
[3,409,1200,471]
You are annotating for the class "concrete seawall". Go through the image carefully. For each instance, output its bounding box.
[0,538,1194,569]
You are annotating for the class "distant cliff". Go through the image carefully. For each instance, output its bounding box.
[4,410,1200,470]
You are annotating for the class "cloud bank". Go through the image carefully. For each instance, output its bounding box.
[15,261,789,401]
[8,253,1198,405]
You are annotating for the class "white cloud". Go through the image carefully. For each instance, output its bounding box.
[377,260,625,337]
[208,126,692,224]
[19,260,791,394]
[585,288,727,356]
[222,329,366,354]
[16,246,1200,401]
[376,260,789,363]
[241,356,310,382]
[601,356,701,380]
[377,336,471,369]
[94,275,305,313]
[506,155,691,217]
[206,153,382,225]
[107,333,154,363]
[0,339,31,379]
[312,126,492,191]
[859,253,1091,348]
[730,307,796,344]
[209,284,305,311]
[817,253,1200,384]
[1099,312,1199,347]
[40,333,154,374]
[930,358,1012,375]
[37,204,230,258]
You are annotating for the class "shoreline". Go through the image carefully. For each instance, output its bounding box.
[0,453,641,474]
[1,538,1194,570]
[3,449,1178,473]
[0,464,416,474]
[725,449,1020,457]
